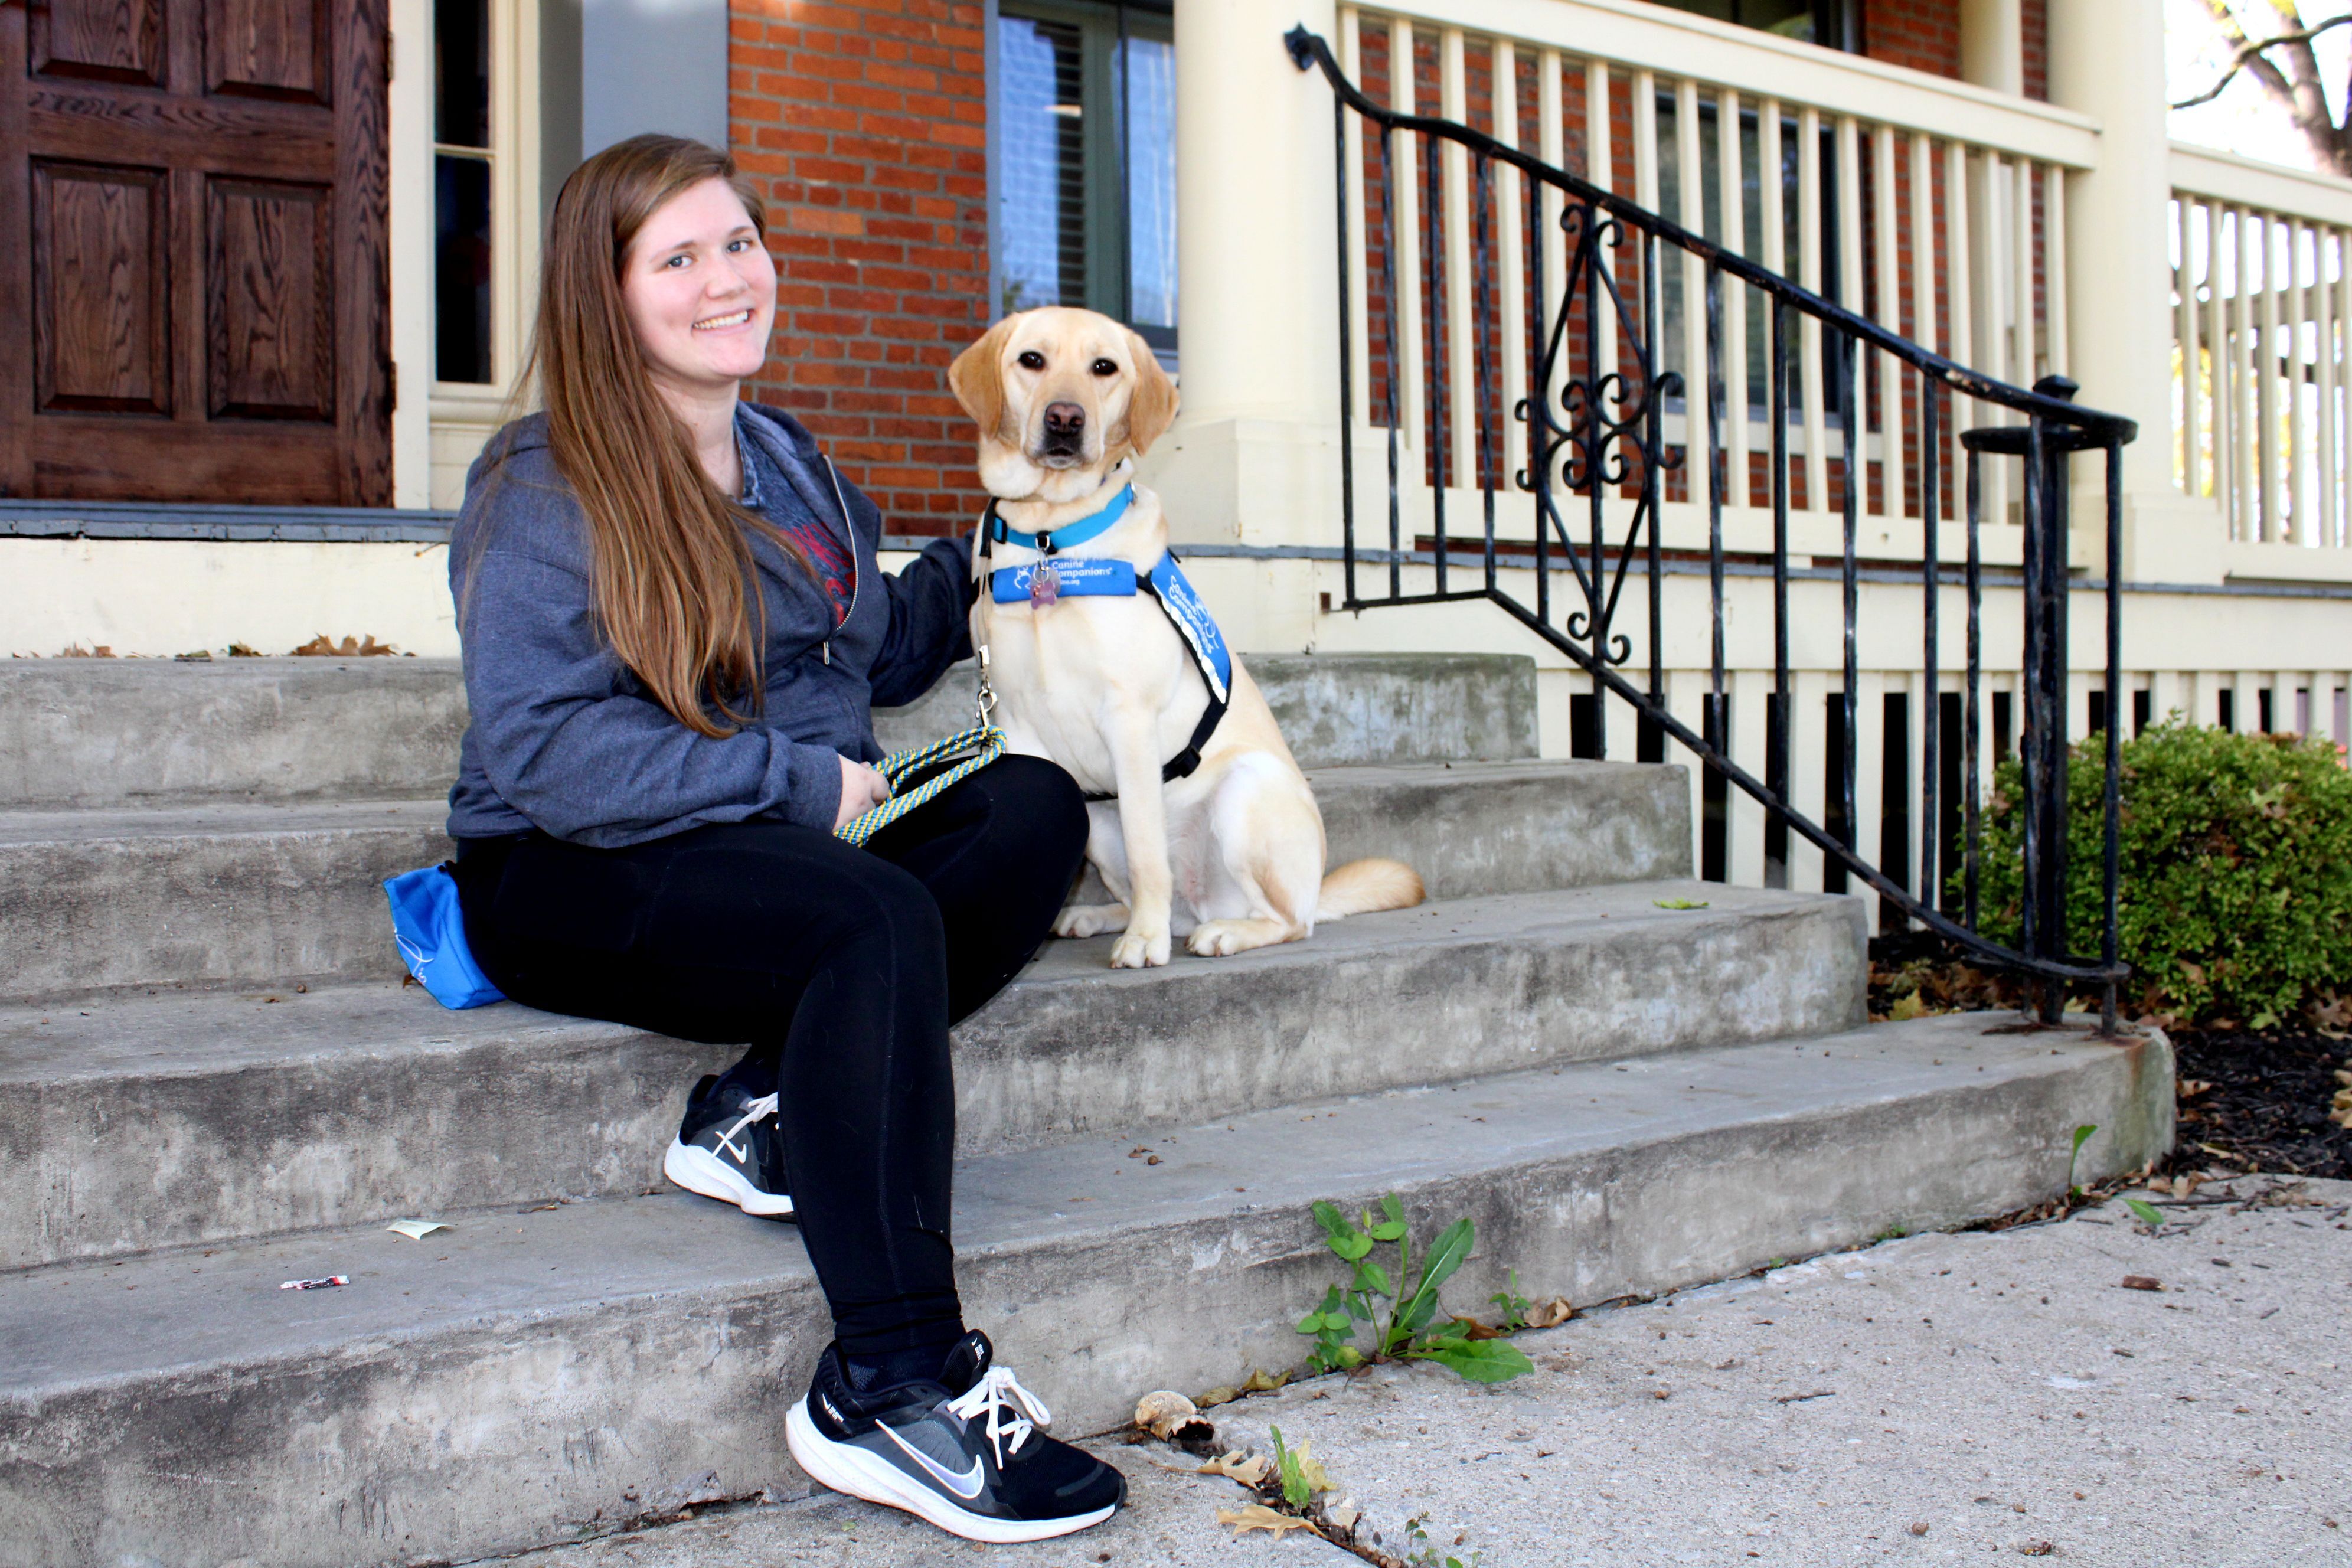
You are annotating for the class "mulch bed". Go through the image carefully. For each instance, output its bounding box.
[1866,933,2352,1181]
[2168,1026,2352,1180]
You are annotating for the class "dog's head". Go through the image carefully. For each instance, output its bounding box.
[949,308,1180,501]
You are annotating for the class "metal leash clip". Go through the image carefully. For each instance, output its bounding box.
[974,641,998,729]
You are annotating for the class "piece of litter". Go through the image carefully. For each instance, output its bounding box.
[386,1220,450,1240]
[280,1275,349,1291]
[1654,897,1710,910]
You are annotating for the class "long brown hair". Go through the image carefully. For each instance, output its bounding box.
[526,135,801,737]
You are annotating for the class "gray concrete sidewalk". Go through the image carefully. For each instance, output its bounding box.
[489,1177,2352,1568]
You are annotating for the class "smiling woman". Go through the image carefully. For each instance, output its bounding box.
[434,135,1124,1546]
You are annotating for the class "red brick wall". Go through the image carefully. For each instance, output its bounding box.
[1863,0,1961,79]
[730,0,991,538]
[2022,0,2047,100]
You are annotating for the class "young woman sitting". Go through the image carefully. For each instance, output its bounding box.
[443,134,1123,1544]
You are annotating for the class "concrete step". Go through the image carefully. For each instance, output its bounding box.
[0,652,1538,809]
[0,880,1861,1269]
[0,760,1687,1001]
[0,1012,2175,1568]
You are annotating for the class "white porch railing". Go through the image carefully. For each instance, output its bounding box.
[1283,2,2352,930]
[2171,143,2352,563]
[1335,0,2096,564]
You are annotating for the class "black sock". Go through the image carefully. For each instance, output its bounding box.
[845,1333,961,1391]
[711,1048,778,1102]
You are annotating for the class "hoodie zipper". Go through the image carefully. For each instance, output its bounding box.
[821,456,861,667]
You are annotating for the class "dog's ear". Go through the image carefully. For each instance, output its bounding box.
[950,316,1018,441]
[1121,329,1180,456]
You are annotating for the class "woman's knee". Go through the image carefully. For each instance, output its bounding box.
[987,754,1089,862]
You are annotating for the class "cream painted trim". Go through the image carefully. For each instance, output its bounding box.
[425,0,544,506]
[2221,540,2352,584]
[1354,0,2100,166]
[387,0,433,508]
[2170,142,2352,229]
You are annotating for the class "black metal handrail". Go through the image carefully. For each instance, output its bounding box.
[1286,25,2135,1026]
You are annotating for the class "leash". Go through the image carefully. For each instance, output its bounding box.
[835,723,1006,847]
[834,645,1007,848]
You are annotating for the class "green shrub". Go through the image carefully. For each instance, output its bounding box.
[1968,720,2352,1026]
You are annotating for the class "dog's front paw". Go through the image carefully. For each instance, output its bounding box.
[1187,917,1299,957]
[1053,902,1131,939]
[1109,923,1171,968]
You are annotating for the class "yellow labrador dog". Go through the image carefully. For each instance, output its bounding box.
[950,306,1422,969]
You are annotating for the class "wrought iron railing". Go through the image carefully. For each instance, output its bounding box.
[1286,26,2137,1027]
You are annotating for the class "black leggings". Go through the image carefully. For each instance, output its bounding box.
[451,754,1089,1358]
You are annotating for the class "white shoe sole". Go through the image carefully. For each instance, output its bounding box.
[663,1138,796,1218]
[785,1397,1118,1544]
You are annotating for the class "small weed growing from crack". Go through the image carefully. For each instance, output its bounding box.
[1297,1195,1534,1382]
[1402,1511,1484,1568]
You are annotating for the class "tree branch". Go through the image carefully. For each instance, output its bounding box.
[2171,12,2352,110]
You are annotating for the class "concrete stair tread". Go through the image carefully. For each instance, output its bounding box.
[0,880,1828,1086]
[0,796,445,845]
[0,1010,2134,1393]
[0,758,1641,844]
[0,651,1541,809]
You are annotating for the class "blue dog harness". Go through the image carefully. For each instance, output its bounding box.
[981,484,1231,784]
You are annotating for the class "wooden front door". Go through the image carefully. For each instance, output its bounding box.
[0,0,391,505]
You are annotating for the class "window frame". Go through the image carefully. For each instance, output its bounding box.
[989,0,1175,352]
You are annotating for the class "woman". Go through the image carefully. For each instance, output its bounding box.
[444,135,1122,1544]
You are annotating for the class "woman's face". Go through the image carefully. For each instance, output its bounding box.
[620,177,776,398]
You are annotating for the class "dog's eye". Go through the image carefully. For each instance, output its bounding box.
[1089,358,1118,377]
[1017,350,1046,371]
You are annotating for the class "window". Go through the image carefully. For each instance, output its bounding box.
[1643,0,1861,51]
[995,0,1176,355]
[434,0,494,384]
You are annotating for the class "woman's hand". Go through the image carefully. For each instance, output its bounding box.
[832,754,892,831]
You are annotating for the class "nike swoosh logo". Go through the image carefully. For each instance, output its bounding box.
[877,1420,985,1500]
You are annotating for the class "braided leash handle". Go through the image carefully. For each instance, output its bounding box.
[835,726,1007,847]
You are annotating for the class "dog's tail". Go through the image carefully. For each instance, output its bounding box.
[1315,858,1425,921]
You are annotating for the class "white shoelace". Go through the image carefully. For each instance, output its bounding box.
[713,1093,779,1164]
[947,1365,1054,1467]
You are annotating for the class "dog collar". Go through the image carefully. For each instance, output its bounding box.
[984,482,1134,556]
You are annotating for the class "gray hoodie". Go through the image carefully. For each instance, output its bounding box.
[445,403,973,847]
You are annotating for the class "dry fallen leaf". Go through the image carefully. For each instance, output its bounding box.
[1525,1296,1576,1328]
[1240,1368,1290,1394]
[1198,1451,1273,1487]
[1135,1390,1196,1436]
[1197,1386,1241,1409]
[1291,1441,1332,1495]
[1448,1314,1507,1341]
[2120,1275,2162,1292]
[291,633,399,658]
[1889,991,1928,1021]
[1216,1504,1315,1538]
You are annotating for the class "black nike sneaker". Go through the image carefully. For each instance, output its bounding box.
[662,1075,794,1218]
[785,1331,1126,1543]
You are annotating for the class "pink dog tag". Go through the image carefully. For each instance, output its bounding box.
[1028,562,1060,606]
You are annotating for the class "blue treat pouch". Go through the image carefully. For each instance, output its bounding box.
[384,863,507,1009]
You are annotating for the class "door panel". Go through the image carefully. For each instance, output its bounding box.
[205,0,329,104]
[205,175,331,418]
[1,0,390,504]
[32,159,171,414]
[30,0,166,87]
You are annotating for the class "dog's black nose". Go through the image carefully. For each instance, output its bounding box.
[1043,401,1086,436]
